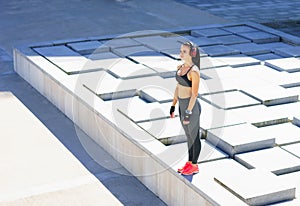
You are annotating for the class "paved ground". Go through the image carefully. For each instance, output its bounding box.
[174,0,300,37]
[0,0,227,205]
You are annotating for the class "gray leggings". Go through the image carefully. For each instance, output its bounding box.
[178,97,201,164]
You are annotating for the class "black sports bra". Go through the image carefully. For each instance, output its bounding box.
[176,65,194,87]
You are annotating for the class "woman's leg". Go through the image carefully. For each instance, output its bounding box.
[179,98,201,164]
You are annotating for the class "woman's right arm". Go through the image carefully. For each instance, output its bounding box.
[172,84,179,106]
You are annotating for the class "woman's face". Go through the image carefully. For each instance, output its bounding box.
[179,45,192,61]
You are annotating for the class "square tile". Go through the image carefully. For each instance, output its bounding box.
[235,147,300,175]
[201,45,240,57]
[67,41,107,55]
[265,57,300,73]
[214,169,295,205]
[222,25,259,34]
[138,117,186,145]
[100,38,141,48]
[274,46,300,57]
[258,123,300,146]
[215,54,260,68]
[239,31,280,43]
[228,43,270,56]
[210,35,251,45]
[107,58,156,79]
[207,123,275,157]
[241,85,299,106]
[191,28,231,37]
[140,87,173,103]
[201,90,261,110]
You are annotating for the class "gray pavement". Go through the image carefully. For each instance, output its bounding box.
[174,0,300,37]
[0,0,227,205]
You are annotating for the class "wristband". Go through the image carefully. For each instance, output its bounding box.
[185,109,192,115]
[170,106,175,115]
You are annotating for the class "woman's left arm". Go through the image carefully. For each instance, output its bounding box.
[187,70,200,111]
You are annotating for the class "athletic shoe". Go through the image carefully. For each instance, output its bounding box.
[181,164,199,175]
[177,161,192,173]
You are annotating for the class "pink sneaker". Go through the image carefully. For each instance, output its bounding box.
[181,164,199,175]
[177,161,192,173]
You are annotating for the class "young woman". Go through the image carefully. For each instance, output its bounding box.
[170,41,201,175]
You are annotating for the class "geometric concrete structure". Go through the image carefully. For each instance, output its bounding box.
[13,22,300,206]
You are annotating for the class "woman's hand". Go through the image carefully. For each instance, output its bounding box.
[170,106,175,118]
[183,110,192,125]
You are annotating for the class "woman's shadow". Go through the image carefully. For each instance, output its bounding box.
[181,174,194,182]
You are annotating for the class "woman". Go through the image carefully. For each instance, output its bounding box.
[170,41,201,175]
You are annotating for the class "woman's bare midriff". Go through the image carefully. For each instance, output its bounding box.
[177,84,192,99]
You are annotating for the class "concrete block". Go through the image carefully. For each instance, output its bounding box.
[235,147,300,175]
[266,101,300,121]
[187,36,221,47]
[222,25,259,34]
[274,46,300,57]
[191,28,231,37]
[133,35,182,51]
[67,41,105,55]
[201,66,238,80]
[258,123,300,146]
[241,85,299,106]
[138,117,186,145]
[210,35,251,45]
[228,43,271,56]
[207,124,275,157]
[265,57,300,73]
[112,45,155,57]
[214,54,260,67]
[214,169,296,206]
[83,52,124,72]
[239,31,280,43]
[200,78,237,95]
[200,102,246,133]
[100,38,141,48]
[111,96,176,123]
[201,90,261,110]
[201,45,240,57]
[140,86,173,103]
[259,42,295,52]
[252,53,282,61]
[228,104,289,127]
[108,58,156,79]
[199,56,228,69]
[33,45,90,74]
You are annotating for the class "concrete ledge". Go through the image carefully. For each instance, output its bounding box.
[13,45,217,206]
[13,22,300,205]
